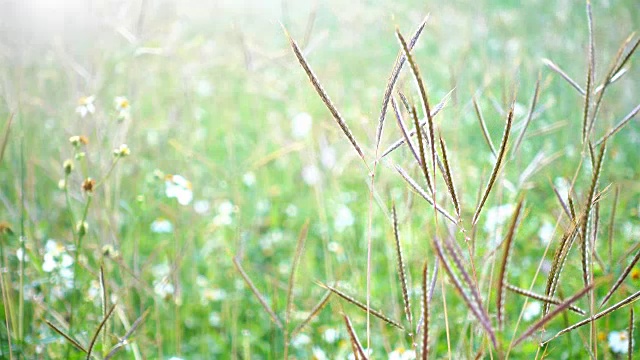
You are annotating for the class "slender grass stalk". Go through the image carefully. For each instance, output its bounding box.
[420,262,430,360]
[595,103,640,146]
[472,97,497,158]
[0,272,14,360]
[232,256,283,330]
[380,89,453,160]
[514,283,594,347]
[599,249,640,308]
[318,282,404,329]
[283,221,309,359]
[391,205,412,328]
[629,308,635,360]
[542,288,640,345]
[409,104,433,193]
[375,15,429,158]
[104,308,150,360]
[391,97,422,173]
[45,319,88,354]
[542,58,586,95]
[343,314,368,360]
[511,76,540,158]
[86,304,117,360]
[496,196,525,329]
[290,291,331,338]
[608,186,620,268]
[582,0,595,144]
[505,284,585,315]
[472,105,514,226]
[0,113,13,164]
[394,165,456,224]
[438,133,460,218]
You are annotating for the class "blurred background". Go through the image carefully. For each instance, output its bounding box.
[0,0,639,358]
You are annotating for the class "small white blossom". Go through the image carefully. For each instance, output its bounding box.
[292,112,313,138]
[302,165,321,186]
[213,200,235,226]
[322,328,339,344]
[242,172,256,187]
[320,145,337,169]
[16,248,29,262]
[522,301,541,321]
[114,96,130,120]
[348,348,372,360]
[291,333,311,348]
[151,218,173,233]
[538,221,554,244]
[165,174,193,205]
[285,204,298,218]
[608,330,630,354]
[334,205,355,233]
[154,280,175,299]
[194,200,210,214]
[389,348,416,360]
[312,347,328,360]
[75,95,95,118]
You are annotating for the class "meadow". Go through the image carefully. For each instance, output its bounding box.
[0,0,639,358]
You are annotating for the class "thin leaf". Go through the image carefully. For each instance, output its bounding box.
[343,314,368,360]
[290,291,331,338]
[512,77,540,158]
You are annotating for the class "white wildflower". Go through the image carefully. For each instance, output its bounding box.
[608,330,630,354]
[302,165,321,186]
[389,348,416,360]
[165,174,193,205]
[151,218,173,233]
[75,95,95,118]
[522,301,541,321]
[334,205,355,233]
[292,112,313,138]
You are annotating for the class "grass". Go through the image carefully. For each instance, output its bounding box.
[0,0,640,358]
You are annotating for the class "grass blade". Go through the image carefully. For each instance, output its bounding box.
[391,204,412,328]
[511,77,540,158]
[285,28,367,164]
[514,283,594,347]
[283,221,310,359]
[472,97,497,158]
[44,319,88,354]
[396,29,437,195]
[0,113,13,164]
[421,262,430,360]
[290,291,331,338]
[600,249,640,308]
[505,284,586,315]
[86,304,117,360]
[395,165,456,224]
[595,103,640,146]
[438,133,461,218]
[496,196,525,329]
[432,237,497,350]
[471,105,514,226]
[232,256,284,330]
[542,288,640,345]
[319,282,404,329]
[380,90,452,159]
[542,58,585,95]
[375,15,429,158]
[343,314,368,360]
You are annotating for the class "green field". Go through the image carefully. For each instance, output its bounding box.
[1,0,639,358]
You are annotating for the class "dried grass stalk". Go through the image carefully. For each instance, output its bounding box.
[582,0,595,143]
[596,103,640,146]
[44,319,88,354]
[86,304,117,360]
[421,262,430,360]
[291,291,331,337]
[392,97,421,166]
[512,77,540,158]
[629,308,635,360]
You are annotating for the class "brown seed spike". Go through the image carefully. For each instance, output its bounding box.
[391,204,412,328]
